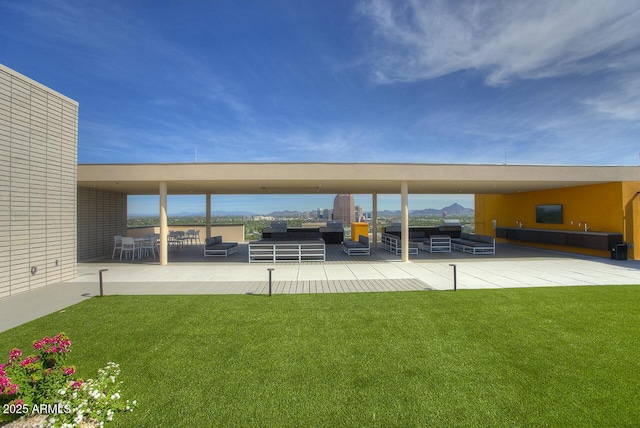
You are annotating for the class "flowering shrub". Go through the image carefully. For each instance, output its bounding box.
[0,333,136,427]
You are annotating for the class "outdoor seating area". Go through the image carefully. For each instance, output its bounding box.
[109,232,502,265]
[451,233,496,255]
[168,231,186,251]
[112,234,160,261]
[203,236,239,257]
[113,231,231,262]
[248,239,326,263]
[417,235,452,253]
[168,230,207,252]
[261,221,344,244]
[342,235,371,256]
[381,233,419,255]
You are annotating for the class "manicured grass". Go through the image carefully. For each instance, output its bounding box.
[1,286,639,427]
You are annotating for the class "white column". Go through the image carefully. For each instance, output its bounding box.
[372,192,378,249]
[206,193,212,239]
[159,182,168,266]
[401,181,409,262]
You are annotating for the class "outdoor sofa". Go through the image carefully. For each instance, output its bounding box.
[417,235,452,253]
[203,236,239,257]
[381,233,419,255]
[342,235,371,256]
[451,233,495,255]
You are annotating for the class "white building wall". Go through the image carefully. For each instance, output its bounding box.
[0,64,78,298]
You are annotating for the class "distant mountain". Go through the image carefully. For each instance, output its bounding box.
[373,203,473,217]
[409,208,443,215]
[174,212,206,217]
[377,210,402,216]
[438,203,474,215]
[129,204,473,218]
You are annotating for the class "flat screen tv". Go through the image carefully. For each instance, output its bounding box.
[536,204,563,224]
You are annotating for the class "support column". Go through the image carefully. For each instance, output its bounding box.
[628,192,640,260]
[206,193,212,239]
[372,192,378,249]
[401,181,409,262]
[159,182,168,266]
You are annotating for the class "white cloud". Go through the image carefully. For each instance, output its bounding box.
[357,0,640,85]
[581,74,640,120]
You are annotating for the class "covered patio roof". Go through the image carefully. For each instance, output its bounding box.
[77,163,640,195]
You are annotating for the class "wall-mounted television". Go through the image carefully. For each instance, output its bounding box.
[536,204,563,224]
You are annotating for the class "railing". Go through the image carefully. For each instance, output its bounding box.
[381,233,418,255]
[420,235,452,253]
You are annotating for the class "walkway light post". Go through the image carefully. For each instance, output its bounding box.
[99,269,108,297]
[449,264,457,291]
[267,268,275,297]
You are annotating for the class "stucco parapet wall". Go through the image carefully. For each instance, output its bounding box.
[78,163,640,195]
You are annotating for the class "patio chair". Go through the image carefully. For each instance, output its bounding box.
[168,231,185,251]
[186,229,198,245]
[138,234,157,258]
[112,235,123,259]
[120,237,138,261]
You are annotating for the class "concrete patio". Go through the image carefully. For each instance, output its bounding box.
[2,243,640,333]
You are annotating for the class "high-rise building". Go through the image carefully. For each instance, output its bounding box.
[323,208,331,221]
[355,205,363,222]
[333,194,355,226]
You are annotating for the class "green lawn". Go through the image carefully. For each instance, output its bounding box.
[1,286,639,427]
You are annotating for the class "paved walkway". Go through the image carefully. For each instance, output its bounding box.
[2,244,640,333]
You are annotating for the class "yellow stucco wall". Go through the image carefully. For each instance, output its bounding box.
[476,182,640,259]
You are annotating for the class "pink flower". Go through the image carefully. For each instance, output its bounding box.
[0,376,12,388]
[20,355,40,367]
[33,333,72,355]
[63,366,75,376]
[2,383,19,395]
[8,348,22,363]
[71,379,84,390]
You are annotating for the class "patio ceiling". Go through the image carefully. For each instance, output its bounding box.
[77,163,640,195]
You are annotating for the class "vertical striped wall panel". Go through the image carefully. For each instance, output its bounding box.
[76,188,127,261]
[0,65,78,297]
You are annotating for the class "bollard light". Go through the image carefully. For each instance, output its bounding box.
[99,269,109,297]
[267,268,275,297]
[449,264,457,291]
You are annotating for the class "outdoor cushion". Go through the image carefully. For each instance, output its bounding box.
[215,243,238,249]
[205,236,227,247]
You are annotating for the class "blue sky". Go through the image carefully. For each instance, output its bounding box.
[3,1,640,214]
